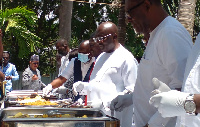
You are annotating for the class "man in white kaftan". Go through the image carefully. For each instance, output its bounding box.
[73,22,138,127]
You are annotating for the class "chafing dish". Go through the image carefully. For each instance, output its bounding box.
[0,107,120,127]
[4,90,59,108]
[7,90,44,98]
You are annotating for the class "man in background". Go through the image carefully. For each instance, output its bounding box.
[0,51,19,92]
[22,54,45,91]
[55,39,71,76]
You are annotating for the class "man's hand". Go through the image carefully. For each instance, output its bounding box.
[149,90,189,117]
[32,75,38,80]
[5,76,12,80]
[72,81,89,96]
[110,94,133,112]
[43,84,53,96]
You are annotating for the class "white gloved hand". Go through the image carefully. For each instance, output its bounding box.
[77,98,83,104]
[91,101,103,109]
[110,94,133,112]
[72,81,89,96]
[55,86,68,94]
[151,78,171,96]
[149,90,189,117]
[42,84,53,96]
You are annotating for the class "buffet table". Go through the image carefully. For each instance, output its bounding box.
[0,90,120,127]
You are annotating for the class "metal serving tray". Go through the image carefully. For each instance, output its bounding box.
[0,107,119,127]
[7,90,43,98]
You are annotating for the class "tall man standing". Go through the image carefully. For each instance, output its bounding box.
[110,0,193,127]
[73,21,138,127]
[55,39,71,76]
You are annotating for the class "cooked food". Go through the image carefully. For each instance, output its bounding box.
[18,95,58,106]
[21,100,58,106]
[9,112,76,118]
[8,112,30,118]
[82,115,88,118]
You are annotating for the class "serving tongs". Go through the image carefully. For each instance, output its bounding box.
[47,110,77,116]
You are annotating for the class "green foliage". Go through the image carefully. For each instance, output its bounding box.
[71,2,101,42]
[2,0,200,76]
[2,1,59,74]
[125,23,145,62]
[69,36,79,49]
[194,0,200,38]
[0,7,41,58]
[162,0,179,17]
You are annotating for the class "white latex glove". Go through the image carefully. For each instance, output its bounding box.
[151,78,171,96]
[42,84,53,96]
[91,100,103,109]
[55,86,68,94]
[77,98,83,104]
[149,90,189,117]
[72,81,89,96]
[110,94,133,112]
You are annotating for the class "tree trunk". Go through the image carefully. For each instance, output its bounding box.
[177,0,197,37]
[59,0,73,43]
[57,0,73,76]
[117,0,126,45]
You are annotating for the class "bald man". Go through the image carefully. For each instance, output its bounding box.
[43,40,95,101]
[73,21,138,127]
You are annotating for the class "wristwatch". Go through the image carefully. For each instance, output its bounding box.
[184,94,197,115]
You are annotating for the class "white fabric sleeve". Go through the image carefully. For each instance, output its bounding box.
[11,64,19,80]
[60,58,75,80]
[158,27,192,89]
[22,69,32,86]
[122,56,138,93]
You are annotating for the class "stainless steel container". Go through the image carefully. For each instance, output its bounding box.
[0,107,120,127]
[4,90,58,108]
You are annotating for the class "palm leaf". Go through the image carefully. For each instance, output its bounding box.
[0,7,41,58]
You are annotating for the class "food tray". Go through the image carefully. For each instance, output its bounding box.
[0,107,120,127]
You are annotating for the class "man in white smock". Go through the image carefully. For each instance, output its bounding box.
[110,0,193,127]
[73,21,138,127]
[43,40,95,102]
[55,39,71,99]
[149,33,200,127]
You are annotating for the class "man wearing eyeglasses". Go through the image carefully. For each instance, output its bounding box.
[72,21,138,127]
[22,54,45,91]
[110,0,193,127]
[0,51,19,93]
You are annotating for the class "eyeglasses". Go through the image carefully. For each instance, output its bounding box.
[126,0,145,17]
[32,62,39,65]
[93,34,112,43]
[2,57,9,60]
